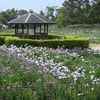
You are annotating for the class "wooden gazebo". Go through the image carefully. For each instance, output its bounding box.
[8,13,55,39]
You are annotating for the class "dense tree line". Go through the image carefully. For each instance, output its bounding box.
[56,0,100,27]
[0,0,100,28]
[0,9,34,28]
[39,0,100,27]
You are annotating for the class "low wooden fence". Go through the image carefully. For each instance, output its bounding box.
[0,83,100,100]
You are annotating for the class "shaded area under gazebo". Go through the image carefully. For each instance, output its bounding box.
[8,13,55,39]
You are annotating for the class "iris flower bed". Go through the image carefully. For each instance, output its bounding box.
[0,45,100,99]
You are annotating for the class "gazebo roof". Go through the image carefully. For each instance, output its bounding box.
[8,13,55,24]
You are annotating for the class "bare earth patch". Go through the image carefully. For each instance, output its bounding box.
[89,44,100,50]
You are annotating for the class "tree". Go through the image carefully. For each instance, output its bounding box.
[29,9,34,13]
[56,7,69,27]
[63,0,79,24]
[18,9,28,16]
[45,6,57,20]
[0,14,4,28]
[39,10,45,16]
[0,11,9,25]
[0,8,18,26]
[63,0,91,24]
[89,0,100,23]
[6,8,18,20]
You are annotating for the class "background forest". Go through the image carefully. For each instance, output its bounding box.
[0,0,100,28]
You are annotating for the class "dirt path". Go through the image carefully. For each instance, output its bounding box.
[89,44,100,50]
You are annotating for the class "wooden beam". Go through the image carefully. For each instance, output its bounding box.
[27,24,29,38]
[34,24,36,35]
[22,24,24,33]
[17,24,19,36]
[40,24,41,34]
[40,24,42,39]
[15,24,19,36]
[22,24,24,38]
[15,24,17,36]
[47,24,48,39]
[44,24,46,34]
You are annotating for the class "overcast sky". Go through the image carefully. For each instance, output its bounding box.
[0,0,64,13]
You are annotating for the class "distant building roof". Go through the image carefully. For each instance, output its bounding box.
[8,13,55,24]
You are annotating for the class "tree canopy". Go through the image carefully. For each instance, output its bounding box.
[56,0,100,27]
[0,8,34,28]
[0,0,100,28]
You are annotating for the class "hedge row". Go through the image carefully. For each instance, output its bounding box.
[0,36,5,45]
[4,37,89,49]
[0,34,63,39]
[0,34,89,48]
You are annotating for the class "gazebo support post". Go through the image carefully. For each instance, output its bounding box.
[26,24,29,38]
[15,24,17,36]
[17,24,19,36]
[22,24,24,38]
[34,24,36,38]
[40,24,41,39]
[47,24,48,39]
[43,24,46,39]
[44,24,46,34]
[15,24,18,36]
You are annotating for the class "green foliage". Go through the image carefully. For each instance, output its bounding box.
[64,35,81,39]
[18,9,28,16]
[0,44,100,99]
[0,0,100,28]
[0,35,18,45]
[27,34,63,39]
[56,0,91,26]
[55,0,100,27]
[4,36,89,48]
[5,37,20,46]
[0,8,33,27]
[67,24,100,28]
[0,8,18,26]
[48,34,63,39]
[56,7,69,28]
[0,33,89,48]
[0,33,15,36]
[89,0,100,23]
[44,6,57,20]
[0,36,5,45]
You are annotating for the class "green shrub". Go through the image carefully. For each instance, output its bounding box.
[5,37,20,46]
[48,34,63,39]
[28,34,63,39]
[5,37,89,49]
[28,34,35,39]
[0,36,6,45]
[0,34,89,48]
[64,35,81,39]
[0,33,15,36]
[67,24,100,28]
[0,34,15,45]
